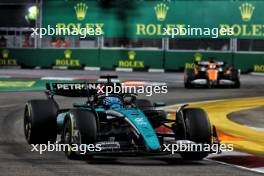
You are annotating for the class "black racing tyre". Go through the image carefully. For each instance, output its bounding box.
[231,69,240,88]
[62,109,97,160]
[184,69,195,88]
[24,100,59,144]
[135,99,154,111]
[174,110,187,140]
[180,108,212,160]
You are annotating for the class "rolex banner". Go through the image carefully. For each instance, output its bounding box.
[43,0,264,38]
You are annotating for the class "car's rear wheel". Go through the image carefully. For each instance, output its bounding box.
[62,109,97,160]
[24,100,58,144]
[231,69,240,88]
[180,108,211,160]
[184,69,195,88]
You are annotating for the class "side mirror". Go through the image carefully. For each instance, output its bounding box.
[153,102,166,107]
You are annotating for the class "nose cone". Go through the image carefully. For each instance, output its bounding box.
[119,108,161,151]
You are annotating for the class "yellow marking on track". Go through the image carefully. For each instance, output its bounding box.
[165,97,264,155]
[0,81,35,87]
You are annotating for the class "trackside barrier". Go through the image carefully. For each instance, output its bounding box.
[0,49,263,73]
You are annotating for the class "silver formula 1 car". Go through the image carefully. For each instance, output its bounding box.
[24,75,220,160]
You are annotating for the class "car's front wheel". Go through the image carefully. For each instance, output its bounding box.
[180,108,212,160]
[62,109,97,160]
[24,100,58,144]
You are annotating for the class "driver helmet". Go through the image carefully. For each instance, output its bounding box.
[103,96,123,108]
[208,57,217,69]
[208,57,216,63]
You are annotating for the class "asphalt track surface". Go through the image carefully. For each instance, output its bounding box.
[229,107,264,129]
[0,69,263,176]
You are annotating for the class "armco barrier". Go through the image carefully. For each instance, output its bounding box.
[0,49,263,72]
[0,49,100,68]
[233,53,264,73]
[99,49,164,69]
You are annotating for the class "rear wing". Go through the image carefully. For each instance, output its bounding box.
[46,81,123,97]
[46,83,99,97]
[198,61,225,66]
[99,75,119,83]
[46,75,120,97]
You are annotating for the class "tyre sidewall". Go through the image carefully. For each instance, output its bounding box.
[62,109,97,159]
[24,100,58,144]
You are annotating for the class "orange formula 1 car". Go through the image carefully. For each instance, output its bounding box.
[184,60,240,88]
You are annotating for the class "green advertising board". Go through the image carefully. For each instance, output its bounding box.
[43,0,264,38]
[0,49,18,66]
[2,48,263,72]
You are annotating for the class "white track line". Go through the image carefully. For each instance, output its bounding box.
[0,104,17,108]
[41,77,75,81]
[207,151,264,174]
[206,158,264,174]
